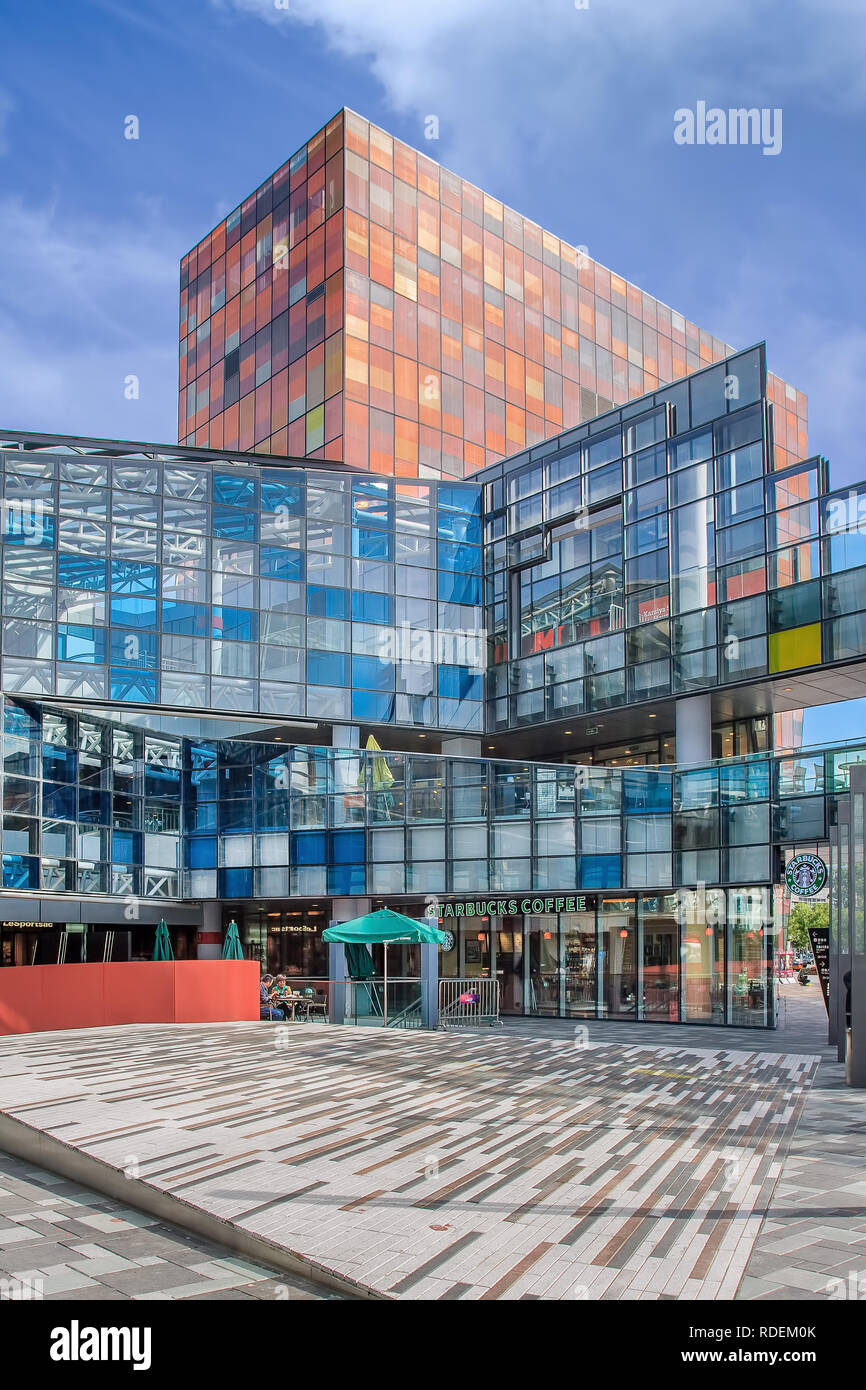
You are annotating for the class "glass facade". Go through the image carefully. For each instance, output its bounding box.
[2,697,860,1027]
[180,110,807,478]
[2,338,859,1029]
[482,345,844,730]
[0,439,483,731]
[0,701,857,904]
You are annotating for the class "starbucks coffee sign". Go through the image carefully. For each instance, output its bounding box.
[784,853,828,899]
[426,896,588,919]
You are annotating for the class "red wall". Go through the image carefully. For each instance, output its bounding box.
[0,961,260,1035]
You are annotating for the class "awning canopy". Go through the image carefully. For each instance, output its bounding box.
[322,907,449,947]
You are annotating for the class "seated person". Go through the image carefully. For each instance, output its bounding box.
[272,974,293,1007]
[259,973,285,1021]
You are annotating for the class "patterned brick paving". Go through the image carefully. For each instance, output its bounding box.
[0,1022,817,1300]
[0,1149,337,1300]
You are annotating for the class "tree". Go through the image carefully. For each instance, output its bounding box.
[787,901,829,952]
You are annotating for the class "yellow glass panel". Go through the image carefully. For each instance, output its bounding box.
[768,623,821,673]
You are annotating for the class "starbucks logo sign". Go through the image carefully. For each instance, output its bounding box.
[440,931,455,952]
[785,853,827,898]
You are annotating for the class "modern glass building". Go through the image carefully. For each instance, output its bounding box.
[179,109,808,478]
[1,342,864,1027]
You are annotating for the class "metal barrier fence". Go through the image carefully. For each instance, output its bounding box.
[346,977,422,1028]
[438,977,502,1028]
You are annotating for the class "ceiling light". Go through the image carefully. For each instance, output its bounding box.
[649,713,656,719]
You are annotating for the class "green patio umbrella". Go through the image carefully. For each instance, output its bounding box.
[323,908,449,1025]
[152,919,174,961]
[322,907,449,947]
[222,919,244,960]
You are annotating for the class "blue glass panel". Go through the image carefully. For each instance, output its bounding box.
[78,789,110,824]
[352,690,395,722]
[219,746,252,793]
[623,769,672,813]
[328,864,367,895]
[110,630,158,669]
[3,854,38,890]
[352,528,393,560]
[292,830,326,864]
[307,650,348,686]
[720,761,770,803]
[58,555,106,590]
[213,473,257,507]
[213,507,257,541]
[330,829,365,862]
[162,601,209,636]
[42,747,77,782]
[307,586,347,617]
[3,515,55,548]
[437,665,483,700]
[261,546,304,581]
[111,596,158,629]
[219,867,253,897]
[110,669,158,702]
[578,854,622,889]
[438,511,482,544]
[212,607,257,641]
[438,571,481,605]
[437,485,482,514]
[57,625,106,664]
[4,702,39,738]
[187,837,217,869]
[111,561,158,595]
[352,478,392,498]
[42,782,76,820]
[352,487,393,527]
[191,803,218,831]
[352,657,395,692]
[438,486,482,543]
[112,830,140,864]
[438,541,481,573]
[261,477,304,514]
[219,801,253,832]
[675,768,719,809]
[143,761,180,793]
[352,591,394,624]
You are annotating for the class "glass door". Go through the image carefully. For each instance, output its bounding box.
[562,910,597,1017]
[527,914,559,1016]
[494,914,524,1015]
[640,895,680,1021]
[600,897,637,1018]
[681,888,726,1022]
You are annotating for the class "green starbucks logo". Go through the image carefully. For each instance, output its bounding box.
[785,853,827,898]
[440,931,455,952]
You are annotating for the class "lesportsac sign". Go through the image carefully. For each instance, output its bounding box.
[425,896,590,919]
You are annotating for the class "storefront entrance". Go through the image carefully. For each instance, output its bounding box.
[223,888,774,1028]
[428,887,773,1026]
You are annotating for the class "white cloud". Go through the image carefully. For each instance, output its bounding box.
[0,196,179,442]
[215,0,866,125]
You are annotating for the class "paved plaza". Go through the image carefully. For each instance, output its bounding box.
[0,1148,336,1300]
[0,995,841,1301]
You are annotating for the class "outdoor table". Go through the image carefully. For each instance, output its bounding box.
[279,992,306,1021]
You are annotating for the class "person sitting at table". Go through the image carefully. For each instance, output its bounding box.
[272,974,293,1010]
[260,973,285,1021]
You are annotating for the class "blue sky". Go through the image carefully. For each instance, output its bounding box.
[0,0,863,483]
